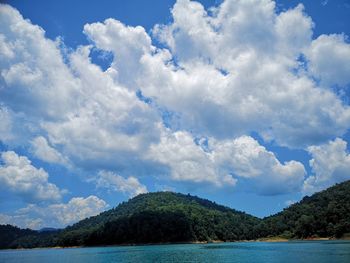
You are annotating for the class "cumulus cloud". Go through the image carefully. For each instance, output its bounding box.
[0,151,62,203]
[30,136,69,166]
[83,18,154,87]
[303,138,350,194]
[211,136,306,195]
[139,0,350,147]
[0,195,107,229]
[96,170,148,197]
[0,4,80,120]
[148,129,305,194]
[306,34,350,87]
[148,129,237,187]
[40,45,162,174]
[0,0,349,201]
[0,4,161,173]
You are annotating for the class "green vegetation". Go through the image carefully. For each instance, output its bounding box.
[0,225,58,249]
[57,192,260,246]
[260,180,350,239]
[1,180,350,249]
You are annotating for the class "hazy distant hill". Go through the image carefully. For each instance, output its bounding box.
[1,180,350,249]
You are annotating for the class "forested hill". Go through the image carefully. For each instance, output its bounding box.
[0,225,36,248]
[0,192,261,248]
[261,180,350,239]
[60,192,261,246]
[1,180,350,249]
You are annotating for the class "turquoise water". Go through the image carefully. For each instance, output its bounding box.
[0,241,349,263]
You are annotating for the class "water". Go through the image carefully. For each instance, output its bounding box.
[0,241,349,263]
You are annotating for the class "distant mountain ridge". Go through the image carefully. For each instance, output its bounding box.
[38,227,60,233]
[1,180,350,249]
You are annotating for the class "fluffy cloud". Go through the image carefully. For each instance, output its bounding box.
[211,136,306,195]
[0,4,161,174]
[0,4,80,120]
[0,151,62,203]
[0,0,349,202]
[41,46,161,172]
[96,171,148,197]
[306,34,350,87]
[148,130,305,194]
[138,0,350,147]
[30,136,69,166]
[83,18,154,87]
[303,138,350,194]
[0,196,107,229]
[148,129,237,187]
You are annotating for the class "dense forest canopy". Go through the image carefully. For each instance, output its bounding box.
[1,180,350,249]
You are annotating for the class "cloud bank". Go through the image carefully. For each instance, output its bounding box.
[0,0,350,227]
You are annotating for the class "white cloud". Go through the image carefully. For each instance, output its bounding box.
[0,1,349,200]
[0,4,80,120]
[41,45,161,172]
[0,4,161,174]
[303,138,350,194]
[137,0,350,147]
[148,129,237,187]
[0,195,107,229]
[275,4,313,58]
[83,18,154,87]
[212,136,306,195]
[30,136,69,166]
[0,106,13,142]
[96,170,148,197]
[306,34,350,87]
[148,129,305,194]
[0,151,62,203]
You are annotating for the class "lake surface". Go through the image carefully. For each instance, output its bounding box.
[1,241,350,263]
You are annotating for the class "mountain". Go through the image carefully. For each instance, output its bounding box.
[0,225,36,248]
[38,227,60,233]
[1,180,350,249]
[57,192,261,246]
[261,180,350,239]
[0,225,59,249]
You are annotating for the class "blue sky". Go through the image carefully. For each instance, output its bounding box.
[0,0,350,229]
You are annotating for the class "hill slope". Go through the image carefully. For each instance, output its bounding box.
[0,225,36,248]
[261,180,350,238]
[58,192,261,246]
[0,225,58,249]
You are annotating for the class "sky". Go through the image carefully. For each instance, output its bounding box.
[0,0,350,229]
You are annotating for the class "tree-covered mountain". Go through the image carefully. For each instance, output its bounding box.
[0,225,36,248]
[260,180,350,239]
[57,192,261,246]
[0,225,59,249]
[1,180,349,249]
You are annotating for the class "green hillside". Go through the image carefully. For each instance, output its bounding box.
[58,192,261,246]
[0,225,58,249]
[261,180,350,239]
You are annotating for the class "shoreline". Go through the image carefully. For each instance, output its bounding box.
[3,237,350,251]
